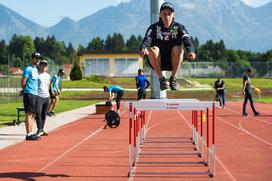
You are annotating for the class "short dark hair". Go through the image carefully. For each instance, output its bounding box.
[58,69,65,75]
[103,86,108,91]
[247,68,252,72]
[138,68,143,74]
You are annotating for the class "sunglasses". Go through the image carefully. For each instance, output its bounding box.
[40,63,48,67]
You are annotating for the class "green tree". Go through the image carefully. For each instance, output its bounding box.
[43,35,66,64]
[105,33,125,50]
[87,37,104,51]
[70,61,83,80]
[126,35,139,50]
[8,35,35,66]
[105,34,113,50]
[0,40,8,64]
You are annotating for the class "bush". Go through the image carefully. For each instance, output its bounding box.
[87,75,109,83]
[70,62,83,81]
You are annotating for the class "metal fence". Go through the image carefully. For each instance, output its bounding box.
[161,61,272,78]
[0,60,60,104]
[1,61,271,103]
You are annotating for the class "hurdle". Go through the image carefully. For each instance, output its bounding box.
[126,99,219,177]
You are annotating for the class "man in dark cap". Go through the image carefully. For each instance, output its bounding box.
[135,68,150,100]
[242,68,260,116]
[139,2,196,91]
[47,69,65,116]
[21,52,42,140]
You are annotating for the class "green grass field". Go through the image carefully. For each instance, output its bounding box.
[0,77,271,127]
[0,100,99,127]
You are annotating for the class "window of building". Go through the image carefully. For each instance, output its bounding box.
[115,58,138,76]
[85,58,109,76]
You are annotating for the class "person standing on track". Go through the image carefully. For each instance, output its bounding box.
[214,78,226,108]
[36,60,51,137]
[139,2,196,91]
[47,69,64,116]
[103,85,124,114]
[21,52,42,140]
[135,69,150,100]
[242,68,260,116]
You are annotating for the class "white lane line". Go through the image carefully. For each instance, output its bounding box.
[177,111,237,181]
[38,127,103,172]
[238,122,272,146]
[38,109,127,172]
[217,116,272,147]
[128,111,153,181]
[226,103,272,125]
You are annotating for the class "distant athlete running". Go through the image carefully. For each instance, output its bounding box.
[139,2,196,90]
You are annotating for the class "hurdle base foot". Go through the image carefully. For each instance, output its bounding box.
[208,169,215,177]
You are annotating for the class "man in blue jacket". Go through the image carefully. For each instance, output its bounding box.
[135,69,150,100]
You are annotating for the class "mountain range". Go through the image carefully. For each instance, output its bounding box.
[0,0,271,52]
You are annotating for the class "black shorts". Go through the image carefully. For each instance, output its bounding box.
[50,89,57,98]
[147,45,181,71]
[23,93,37,113]
[147,49,172,71]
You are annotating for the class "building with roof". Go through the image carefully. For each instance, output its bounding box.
[78,50,143,77]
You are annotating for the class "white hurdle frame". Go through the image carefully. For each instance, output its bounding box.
[126,99,218,177]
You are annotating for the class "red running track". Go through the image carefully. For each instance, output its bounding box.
[0,101,271,181]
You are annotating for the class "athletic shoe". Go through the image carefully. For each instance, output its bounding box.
[159,77,169,90]
[50,111,56,116]
[254,112,260,116]
[242,113,248,116]
[169,76,179,91]
[26,134,40,141]
[36,130,44,137]
[41,131,48,136]
[47,112,52,117]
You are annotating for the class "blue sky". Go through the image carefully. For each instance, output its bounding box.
[0,0,271,27]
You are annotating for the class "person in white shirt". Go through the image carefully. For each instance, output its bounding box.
[36,60,51,137]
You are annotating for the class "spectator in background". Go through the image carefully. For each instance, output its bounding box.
[36,60,50,137]
[103,85,124,114]
[135,68,150,100]
[214,78,226,108]
[242,68,260,116]
[47,69,65,116]
[21,52,42,140]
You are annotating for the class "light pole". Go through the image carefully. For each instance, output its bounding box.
[150,0,166,99]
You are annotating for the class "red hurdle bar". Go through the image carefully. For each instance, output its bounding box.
[128,103,133,176]
[200,110,204,157]
[196,111,198,147]
[205,107,210,166]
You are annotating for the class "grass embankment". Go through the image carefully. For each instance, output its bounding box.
[61,77,272,103]
[0,100,99,127]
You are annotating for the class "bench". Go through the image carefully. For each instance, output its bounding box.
[13,107,25,126]
[95,104,112,114]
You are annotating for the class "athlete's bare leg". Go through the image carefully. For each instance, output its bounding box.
[148,46,163,78]
[171,46,184,77]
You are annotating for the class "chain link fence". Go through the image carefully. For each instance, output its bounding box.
[1,61,271,103]
[0,60,60,104]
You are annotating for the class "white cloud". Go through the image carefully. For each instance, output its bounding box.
[241,0,272,7]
